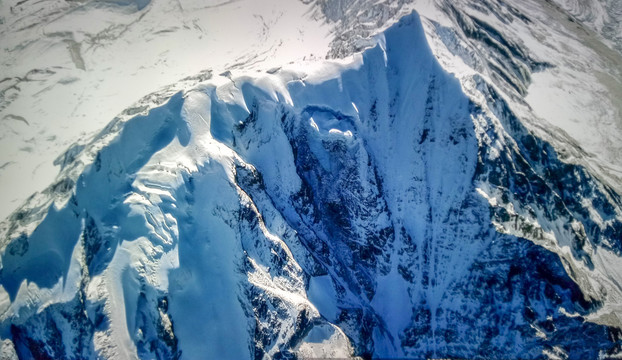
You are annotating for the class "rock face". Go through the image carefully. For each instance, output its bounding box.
[1,4,622,360]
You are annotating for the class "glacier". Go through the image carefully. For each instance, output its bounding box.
[1,1,622,359]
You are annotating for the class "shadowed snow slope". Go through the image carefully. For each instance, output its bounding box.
[1,10,622,360]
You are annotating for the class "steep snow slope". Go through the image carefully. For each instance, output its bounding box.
[0,0,331,219]
[1,9,622,359]
[309,0,622,199]
[3,0,621,233]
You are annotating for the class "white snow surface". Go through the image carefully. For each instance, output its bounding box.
[1,0,622,358]
[0,0,331,220]
[1,0,621,225]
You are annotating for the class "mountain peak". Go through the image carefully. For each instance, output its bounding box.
[1,1,622,358]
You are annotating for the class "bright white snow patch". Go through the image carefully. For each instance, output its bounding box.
[0,0,331,220]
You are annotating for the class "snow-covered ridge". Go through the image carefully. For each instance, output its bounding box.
[311,0,622,197]
[1,9,622,358]
[3,0,622,225]
[0,0,332,220]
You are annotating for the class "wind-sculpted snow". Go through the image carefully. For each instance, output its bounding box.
[553,0,622,55]
[0,0,332,220]
[1,10,622,360]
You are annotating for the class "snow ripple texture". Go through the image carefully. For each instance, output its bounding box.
[553,0,622,54]
[1,10,622,360]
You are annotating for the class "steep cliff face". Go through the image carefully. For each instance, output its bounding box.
[1,7,621,360]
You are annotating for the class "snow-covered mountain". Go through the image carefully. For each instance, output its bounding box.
[1,0,622,359]
[0,0,332,220]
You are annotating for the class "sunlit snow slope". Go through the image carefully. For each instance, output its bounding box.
[0,0,331,220]
[1,8,622,359]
